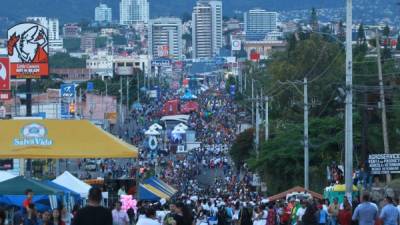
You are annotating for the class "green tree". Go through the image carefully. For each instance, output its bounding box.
[113,35,128,45]
[50,53,86,68]
[63,38,81,52]
[95,37,107,48]
[230,129,254,170]
[181,12,191,22]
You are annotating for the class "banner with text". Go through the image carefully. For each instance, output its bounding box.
[368,154,400,175]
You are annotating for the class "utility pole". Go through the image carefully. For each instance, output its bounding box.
[126,77,129,113]
[244,73,247,91]
[137,72,140,102]
[252,79,255,126]
[304,77,309,190]
[376,30,391,182]
[119,77,123,137]
[265,96,269,141]
[345,0,354,199]
[255,95,260,155]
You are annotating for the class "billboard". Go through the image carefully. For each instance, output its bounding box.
[368,154,400,175]
[0,57,10,90]
[157,45,169,57]
[231,40,241,51]
[60,84,75,119]
[7,23,49,79]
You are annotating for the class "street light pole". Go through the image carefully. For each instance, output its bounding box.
[304,77,309,190]
[345,0,354,199]
[375,30,391,182]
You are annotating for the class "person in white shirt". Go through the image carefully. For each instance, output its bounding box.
[296,201,307,224]
[112,202,130,225]
[137,207,161,225]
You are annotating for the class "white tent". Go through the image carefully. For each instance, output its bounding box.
[149,123,163,130]
[0,171,16,182]
[175,123,188,130]
[52,171,92,198]
[172,127,187,134]
[145,129,161,136]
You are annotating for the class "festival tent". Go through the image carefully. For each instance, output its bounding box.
[42,180,81,200]
[0,120,138,159]
[143,177,177,197]
[138,184,170,201]
[149,123,163,130]
[145,129,161,136]
[181,101,199,113]
[180,89,197,100]
[52,171,92,198]
[175,123,188,130]
[172,127,186,135]
[267,186,323,202]
[0,176,62,195]
[0,176,62,211]
[0,171,17,182]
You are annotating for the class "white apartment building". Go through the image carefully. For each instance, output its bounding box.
[192,0,222,59]
[95,4,112,23]
[120,0,149,25]
[148,17,183,60]
[244,9,278,41]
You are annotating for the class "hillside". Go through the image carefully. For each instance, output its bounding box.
[0,0,343,22]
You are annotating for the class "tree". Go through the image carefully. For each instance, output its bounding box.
[310,7,319,32]
[357,24,366,45]
[181,12,191,23]
[95,37,107,48]
[113,35,128,45]
[63,38,81,52]
[229,129,254,170]
[50,53,86,68]
[337,21,345,42]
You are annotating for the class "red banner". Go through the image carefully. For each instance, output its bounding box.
[0,57,10,90]
[0,91,11,100]
[10,63,49,79]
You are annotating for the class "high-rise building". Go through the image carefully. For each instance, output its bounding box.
[95,3,112,23]
[26,17,64,52]
[244,9,278,41]
[120,0,149,25]
[192,0,222,59]
[148,17,182,60]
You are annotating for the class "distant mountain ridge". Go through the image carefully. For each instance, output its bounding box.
[0,0,344,23]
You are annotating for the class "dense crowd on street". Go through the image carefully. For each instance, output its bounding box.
[2,81,397,225]
[4,187,400,225]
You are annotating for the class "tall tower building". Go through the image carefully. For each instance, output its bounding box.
[192,0,222,59]
[148,17,183,60]
[244,9,278,41]
[120,0,149,25]
[95,3,112,23]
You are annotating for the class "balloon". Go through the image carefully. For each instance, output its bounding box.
[120,195,138,213]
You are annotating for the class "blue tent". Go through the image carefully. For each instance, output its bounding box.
[143,177,177,197]
[138,184,162,201]
[180,89,197,100]
[0,195,52,212]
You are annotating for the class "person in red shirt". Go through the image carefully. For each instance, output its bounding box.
[23,189,34,212]
[338,200,352,225]
[280,203,291,225]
